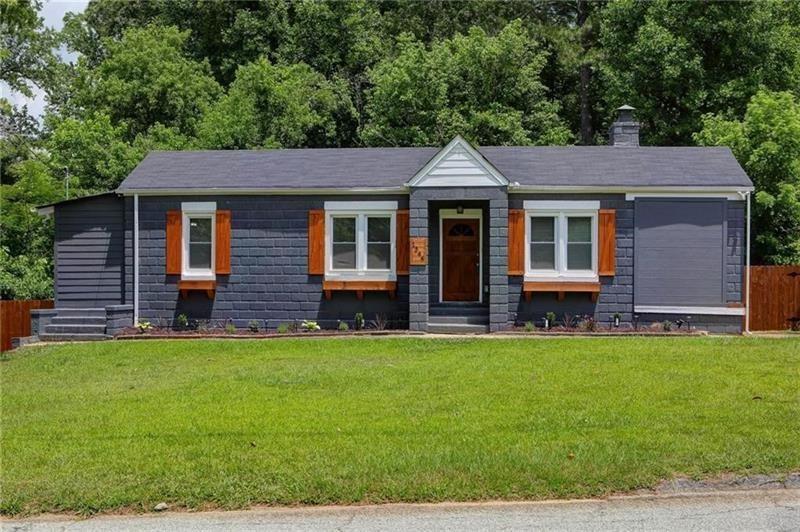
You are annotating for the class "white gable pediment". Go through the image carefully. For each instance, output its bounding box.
[407,136,508,188]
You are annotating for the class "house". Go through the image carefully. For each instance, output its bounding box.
[33,107,753,339]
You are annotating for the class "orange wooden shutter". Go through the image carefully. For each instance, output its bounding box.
[215,210,231,274]
[308,209,325,275]
[508,209,525,275]
[599,209,616,276]
[396,209,410,275]
[166,210,182,275]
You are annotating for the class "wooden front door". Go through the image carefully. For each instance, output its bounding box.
[442,218,480,301]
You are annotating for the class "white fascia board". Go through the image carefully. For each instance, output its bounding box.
[118,187,408,196]
[523,200,600,211]
[634,305,745,316]
[509,185,754,195]
[406,135,509,187]
[625,192,743,200]
[36,206,55,217]
[324,200,398,211]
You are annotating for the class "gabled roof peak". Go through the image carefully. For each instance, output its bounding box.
[406,136,509,188]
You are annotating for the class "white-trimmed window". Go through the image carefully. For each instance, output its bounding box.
[325,201,397,280]
[182,202,216,280]
[524,201,598,281]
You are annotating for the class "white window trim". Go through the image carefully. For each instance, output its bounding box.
[439,209,484,303]
[324,202,397,281]
[181,202,216,280]
[523,201,599,282]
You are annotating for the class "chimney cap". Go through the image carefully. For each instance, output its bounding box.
[617,104,636,111]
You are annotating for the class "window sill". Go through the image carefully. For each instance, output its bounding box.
[178,280,216,299]
[522,281,601,303]
[322,280,397,301]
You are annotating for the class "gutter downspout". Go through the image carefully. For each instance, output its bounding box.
[134,194,139,326]
[745,191,751,334]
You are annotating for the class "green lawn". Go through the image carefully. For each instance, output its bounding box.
[1,337,799,515]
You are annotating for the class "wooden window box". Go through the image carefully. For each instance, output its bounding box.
[522,281,601,302]
[323,280,397,301]
[178,280,216,299]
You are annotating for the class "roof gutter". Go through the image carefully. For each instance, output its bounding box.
[116,187,410,196]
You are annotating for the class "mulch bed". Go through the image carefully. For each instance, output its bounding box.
[498,326,708,336]
[115,328,424,340]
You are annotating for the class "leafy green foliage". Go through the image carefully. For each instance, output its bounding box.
[70,25,221,140]
[197,57,356,149]
[696,90,800,264]
[362,22,572,146]
[600,0,800,145]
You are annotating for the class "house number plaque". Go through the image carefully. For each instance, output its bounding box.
[410,237,428,266]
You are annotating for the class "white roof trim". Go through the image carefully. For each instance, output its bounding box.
[625,192,742,200]
[36,206,55,217]
[510,185,754,194]
[635,305,745,316]
[118,187,408,196]
[407,135,509,188]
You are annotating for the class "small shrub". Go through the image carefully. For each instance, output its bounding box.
[247,320,260,333]
[276,323,289,334]
[136,321,152,334]
[354,312,365,331]
[301,320,321,332]
[562,313,578,329]
[175,313,189,329]
[578,315,598,332]
[225,322,237,334]
[338,320,349,332]
[196,320,210,333]
[523,321,535,332]
[545,312,557,329]
[612,312,622,328]
[662,320,673,332]
[371,313,387,331]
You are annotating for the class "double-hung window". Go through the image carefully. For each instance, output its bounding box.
[182,202,216,280]
[524,201,598,281]
[325,201,397,280]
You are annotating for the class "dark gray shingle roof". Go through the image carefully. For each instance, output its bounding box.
[117,146,752,192]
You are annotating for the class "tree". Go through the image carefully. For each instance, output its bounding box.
[46,113,141,193]
[361,21,572,146]
[196,57,356,149]
[69,25,222,140]
[695,90,800,264]
[600,0,800,145]
[1,0,57,97]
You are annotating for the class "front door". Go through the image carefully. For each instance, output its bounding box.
[442,218,480,301]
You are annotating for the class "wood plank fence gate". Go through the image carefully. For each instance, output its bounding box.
[749,266,800,331]
[0,300,55,351]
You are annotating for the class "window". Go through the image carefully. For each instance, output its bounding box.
[524,201,598,280]
[182,202,216,279]
[324,201,397,280]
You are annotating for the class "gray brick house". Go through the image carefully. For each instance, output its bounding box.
[35,107,754,339]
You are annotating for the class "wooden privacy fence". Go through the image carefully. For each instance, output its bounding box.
[0,299,54,351]
[749,266,800,331]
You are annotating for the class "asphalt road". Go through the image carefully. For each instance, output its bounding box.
[4,489,799,531]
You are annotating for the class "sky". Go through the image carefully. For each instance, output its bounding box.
[3,0,89,118]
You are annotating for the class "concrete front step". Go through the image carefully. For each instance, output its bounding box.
[427,323,489,334]
[50,316,107,325]
[38,333,109,342]
[53,308,106,318]
[44,324,107,335]
[428,315,489,325]
[429,304,489,317]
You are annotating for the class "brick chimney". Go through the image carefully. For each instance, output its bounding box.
[609,104,640,147]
